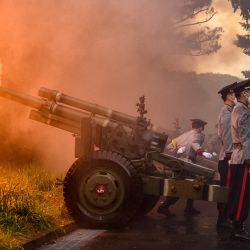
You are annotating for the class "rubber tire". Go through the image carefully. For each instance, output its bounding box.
[139,194,160,215]
[63,150,143,229]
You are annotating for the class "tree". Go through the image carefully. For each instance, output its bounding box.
[242,70,250,79]
[230,0,250,55]
[173,0,223,56]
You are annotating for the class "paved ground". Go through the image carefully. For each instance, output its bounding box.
[39,199,250,250]
[38,229,105,250]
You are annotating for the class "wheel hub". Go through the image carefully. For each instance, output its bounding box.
[95,183,108,196]
[83,172,121,209]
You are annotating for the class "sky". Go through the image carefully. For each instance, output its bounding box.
[194,0,250,78]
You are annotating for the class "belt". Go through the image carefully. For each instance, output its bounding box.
[234,143,242,150]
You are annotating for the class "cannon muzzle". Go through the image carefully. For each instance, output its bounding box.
[0,86,44,109]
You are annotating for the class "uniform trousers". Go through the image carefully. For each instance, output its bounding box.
[227,162,250,226]
[217,156,231,220]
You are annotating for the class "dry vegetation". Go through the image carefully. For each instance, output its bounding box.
[0,163,71,249]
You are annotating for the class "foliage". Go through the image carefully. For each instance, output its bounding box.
[178,26,223,56]
[0,164,70,249]
[230,0,250,21]
[230,0,250,56]
[242,70,250,78]
[173,0,223,56]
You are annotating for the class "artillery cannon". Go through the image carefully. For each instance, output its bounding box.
[0,86,227,229]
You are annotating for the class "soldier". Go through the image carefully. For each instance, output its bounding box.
[227,79,250,240]
[216,82,236,230]
[158,119,212,217]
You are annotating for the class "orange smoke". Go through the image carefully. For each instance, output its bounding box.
[0,1,240,171]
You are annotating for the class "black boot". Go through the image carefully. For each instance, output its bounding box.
[216,211,233,232]
[157,206,176,218]
[231,222,250,241]
[157,197,178,218]
[216,218,232,233]
[184,199,200,216]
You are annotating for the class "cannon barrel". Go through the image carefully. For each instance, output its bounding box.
[0,86,117,133]
[39,87,138,125]
[0,86,44,109]
[38,87,168,139]
[0,86,160,133]
[0,86,92,122]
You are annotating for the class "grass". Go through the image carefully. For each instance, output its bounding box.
[0,163,71,249]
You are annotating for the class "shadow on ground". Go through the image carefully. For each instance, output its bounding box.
[81,199,250,250]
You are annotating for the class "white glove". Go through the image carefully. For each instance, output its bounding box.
[212,152,217,157]
[177,146,186,154]
[202,152,213,159]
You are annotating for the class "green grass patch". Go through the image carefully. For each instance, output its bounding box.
[0,164,71,249]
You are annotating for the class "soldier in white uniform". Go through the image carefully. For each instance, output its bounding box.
[227,80,250,240]
[216,82,236,230]
[158,119,212,217]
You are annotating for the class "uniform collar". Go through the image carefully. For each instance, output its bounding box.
[237,101,249,110]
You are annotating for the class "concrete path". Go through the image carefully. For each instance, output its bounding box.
[38,229,105,250]
[39,199,250,250]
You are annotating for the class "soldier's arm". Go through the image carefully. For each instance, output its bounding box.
[238,111,250,147]
[190,134,205,155]
[220,110,232,151]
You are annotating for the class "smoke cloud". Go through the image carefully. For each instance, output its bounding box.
[0,1,236,171]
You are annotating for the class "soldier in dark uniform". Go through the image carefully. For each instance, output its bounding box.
[216,82,236,230]
[158,119,212,217]
[227,79,250,240]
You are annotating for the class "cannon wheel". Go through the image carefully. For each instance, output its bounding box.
[63,151,143,229]
[138,194,160,215]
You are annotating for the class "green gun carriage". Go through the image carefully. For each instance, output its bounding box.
[0,86,227,228]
